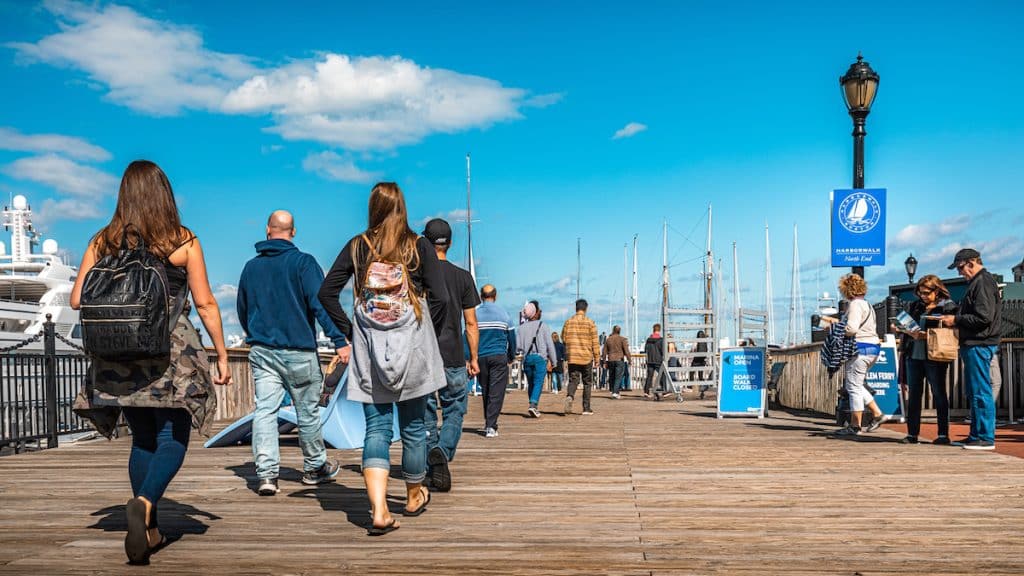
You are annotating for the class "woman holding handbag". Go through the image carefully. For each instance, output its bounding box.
[894,275,958,445]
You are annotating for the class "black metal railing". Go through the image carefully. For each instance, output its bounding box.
[1,316,92,453]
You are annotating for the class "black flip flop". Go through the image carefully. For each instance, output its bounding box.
[125,497,150,564]
[402,489,430,517]
[367,518,400,536]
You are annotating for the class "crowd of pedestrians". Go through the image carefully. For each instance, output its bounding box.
[67,163,1010,564]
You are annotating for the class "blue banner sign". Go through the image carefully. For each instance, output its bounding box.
[717,347,766,418]
[865,343,903,419]
[831,188,886,267]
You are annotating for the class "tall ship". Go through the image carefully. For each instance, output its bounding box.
[0,195,82,353]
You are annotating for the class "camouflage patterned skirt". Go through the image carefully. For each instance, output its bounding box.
[74,304,218,438]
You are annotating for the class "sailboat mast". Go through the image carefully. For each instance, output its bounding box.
[786,223,804,345]
[632,234,639,346]
[662,220,669,357]
[733,241,740,344]
[576,237,581,300]
[465,153,475,280]
[765,224,775,345]
[704,205,713,328]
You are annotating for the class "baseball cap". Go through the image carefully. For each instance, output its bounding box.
[947,248,981,269]
[422,218,452,245]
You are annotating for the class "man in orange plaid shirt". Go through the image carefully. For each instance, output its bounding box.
[560,299,600,415]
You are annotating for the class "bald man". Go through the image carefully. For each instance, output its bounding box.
[474,284,516,437]
[237,210,350,496]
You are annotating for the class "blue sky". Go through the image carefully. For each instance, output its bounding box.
[1,0,1022,345]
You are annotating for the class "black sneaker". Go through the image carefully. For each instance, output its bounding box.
[864,416,885,433]
[427,447,451,492]
[301,459,340,485]
[899,435,919,444]
[961,440,995,451]
[257,477,279,496]
[932,436,951,445]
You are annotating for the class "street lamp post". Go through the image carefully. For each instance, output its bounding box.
[840,53,880,279]
[904,253,918,284]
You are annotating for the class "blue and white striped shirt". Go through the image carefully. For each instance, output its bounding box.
[476,301,516,360]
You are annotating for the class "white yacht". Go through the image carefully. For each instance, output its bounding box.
[0,195,82,353]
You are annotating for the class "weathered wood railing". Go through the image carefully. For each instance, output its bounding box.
[772,339,1024,419]
[209,348,334,422]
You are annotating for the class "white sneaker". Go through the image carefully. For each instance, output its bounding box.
[485,427,498,438]
[611,393,620,399]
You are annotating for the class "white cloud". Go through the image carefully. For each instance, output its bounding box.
[224,54,526,150]
[11,2,544,150]
[416,208,471,227]
[890,214,971,251]
[0,126,111,161]
[302,151,382,183]
[36,197,104,224]
[612,122,648,140]
[9,0,256,115]
[2,154,118,197]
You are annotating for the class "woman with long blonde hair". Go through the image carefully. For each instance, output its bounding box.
[71,160,231,564]
[319,182,447,535]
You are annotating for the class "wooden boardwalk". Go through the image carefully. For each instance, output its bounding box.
[1,389,1023,575]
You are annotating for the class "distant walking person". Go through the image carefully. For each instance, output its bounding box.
[517,301,558,417]
[421,218,480,492]
[551,332,566,393]
[941,249,1003,450]
[237,210,348,497]
[894,275,957,445]
[827,274,886,436]
[601,326,630,399]
[643,324,664,398]
[693,330,710,399]
[71,160,231,564]
[318,182,448,535]
[475,284,516,437]
[561,299,600,415]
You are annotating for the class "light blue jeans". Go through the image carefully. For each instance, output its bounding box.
[363,396,428,483]
[962,345,997,444]
[250,346,326,480]
[523,354,548,407]
[425,367,468,462]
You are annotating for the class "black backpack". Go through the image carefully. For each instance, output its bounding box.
[80,229,186,360]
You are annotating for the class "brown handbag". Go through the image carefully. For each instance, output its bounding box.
[926,328,958,362]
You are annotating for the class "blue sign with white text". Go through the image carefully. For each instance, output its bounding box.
[717,347,766,417]
[831,188,886,267]
[865,343,903,419]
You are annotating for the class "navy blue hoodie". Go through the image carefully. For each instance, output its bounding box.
[237,239,347,350]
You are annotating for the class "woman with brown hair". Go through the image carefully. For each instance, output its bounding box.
[824,274,885,435]
[70,160,231,564]
[318,182,447,536]
[893,274,958,444]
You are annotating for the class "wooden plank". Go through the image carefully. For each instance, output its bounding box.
[0,389,1022,574]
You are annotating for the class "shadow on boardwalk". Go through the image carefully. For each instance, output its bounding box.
[1,390,1023,575]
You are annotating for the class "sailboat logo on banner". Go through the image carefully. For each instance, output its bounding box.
[838,191,881,233]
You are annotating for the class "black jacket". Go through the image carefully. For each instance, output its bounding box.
[955,268,1002,346]
[897,297,958,357]
[644,335,663,367]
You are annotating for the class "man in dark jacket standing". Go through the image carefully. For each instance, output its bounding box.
[237,211,350,495]
[643,324,664,398]
[941,248,1002,450]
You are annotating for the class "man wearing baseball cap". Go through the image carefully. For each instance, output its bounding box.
[940,248,1003,450]
[420,218,480,490]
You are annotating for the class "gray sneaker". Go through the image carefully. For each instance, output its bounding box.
[834,426,861,436]
[485,427,498,438]
[563,396,573,414]
[301,459,340,485]
[864,416,885,433]
[257,477,279,496]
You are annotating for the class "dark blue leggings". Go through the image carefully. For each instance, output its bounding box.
[122,407,191,528]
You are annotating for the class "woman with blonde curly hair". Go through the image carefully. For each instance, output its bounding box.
[830,274,885,435]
